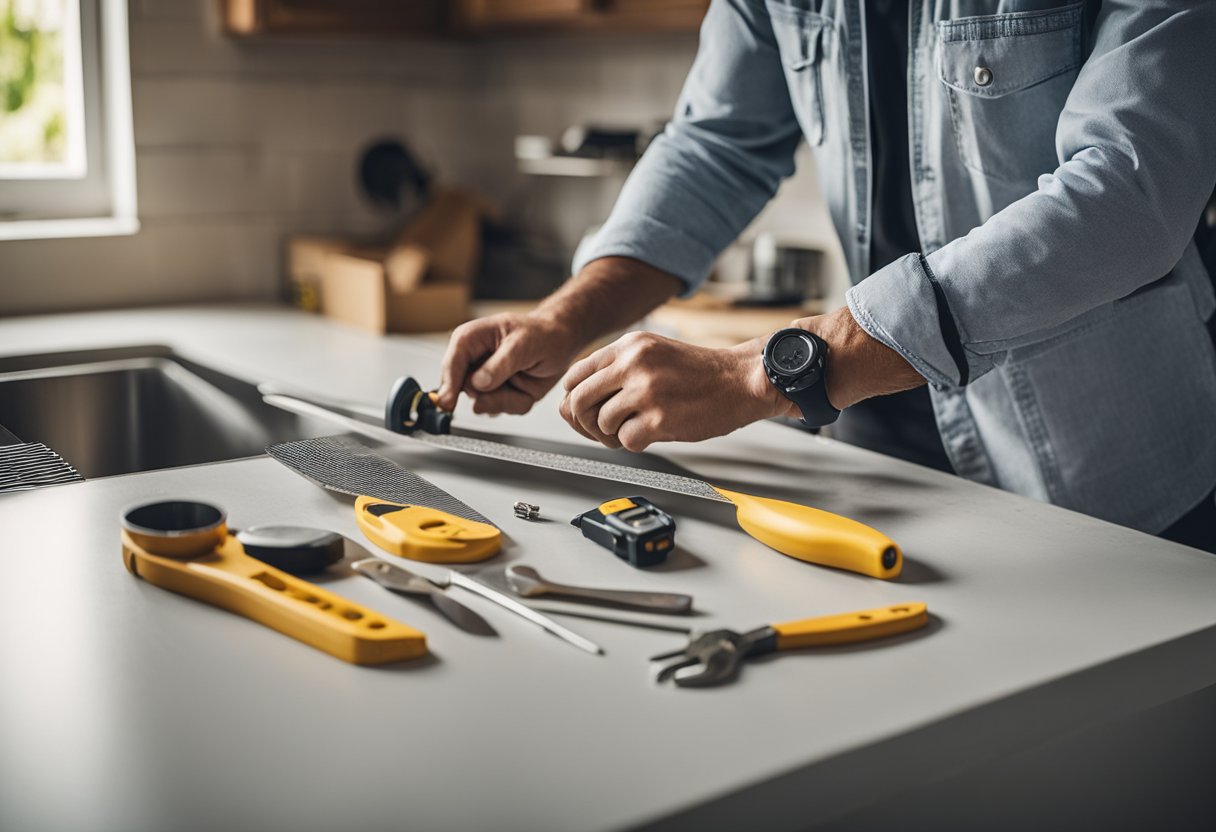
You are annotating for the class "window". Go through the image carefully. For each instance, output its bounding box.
[0,0,137,240]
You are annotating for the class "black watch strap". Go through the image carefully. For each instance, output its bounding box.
[785,376,840,429]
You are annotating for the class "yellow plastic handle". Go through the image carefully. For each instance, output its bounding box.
[354,495,502,563]
[121,531,427,665]
[712,487,902,579]
[773,602,929,650]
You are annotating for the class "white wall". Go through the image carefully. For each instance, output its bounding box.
[0,0,846,316]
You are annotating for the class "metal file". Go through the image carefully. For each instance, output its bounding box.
[263,391,903,579]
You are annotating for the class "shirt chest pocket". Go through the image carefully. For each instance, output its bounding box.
[936,3,1085,185]
[766,1,830,146]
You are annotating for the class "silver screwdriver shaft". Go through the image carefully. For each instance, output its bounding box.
[443,570,604,655]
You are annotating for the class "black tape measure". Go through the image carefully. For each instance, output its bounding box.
[571,497,676,568]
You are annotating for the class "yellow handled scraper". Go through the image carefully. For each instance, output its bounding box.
[267,436,502,564]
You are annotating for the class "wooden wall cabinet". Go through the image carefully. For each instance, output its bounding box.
[453,0,710,33]
[220,0,708,38]
[220,0,445,37]
[456,0,592,28]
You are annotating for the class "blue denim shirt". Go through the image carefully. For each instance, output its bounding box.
[575,0,1216,533]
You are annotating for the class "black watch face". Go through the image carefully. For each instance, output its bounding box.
[771,332,816,375]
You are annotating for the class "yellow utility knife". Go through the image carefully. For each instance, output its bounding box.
[121,500,427,665]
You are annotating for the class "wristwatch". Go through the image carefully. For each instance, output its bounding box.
[762,327,840,428]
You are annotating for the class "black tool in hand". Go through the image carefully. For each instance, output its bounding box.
[386,376,452,436]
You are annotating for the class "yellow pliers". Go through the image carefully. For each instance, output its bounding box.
[651,602,930,687]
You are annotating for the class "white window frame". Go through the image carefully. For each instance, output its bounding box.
[0,0,138,241]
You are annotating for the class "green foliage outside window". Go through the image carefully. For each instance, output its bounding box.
[0,0,70,165]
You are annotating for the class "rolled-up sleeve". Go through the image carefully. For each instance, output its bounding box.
[847,0,1216,388]
[573,0,803,295]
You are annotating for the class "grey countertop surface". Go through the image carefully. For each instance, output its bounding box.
[1,304,1215,832]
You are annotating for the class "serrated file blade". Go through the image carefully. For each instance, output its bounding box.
[266,435,494,526]
[414,433,728,502]
[262,393,728,502]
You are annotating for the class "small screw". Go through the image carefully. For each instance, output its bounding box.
[513,501,540,521]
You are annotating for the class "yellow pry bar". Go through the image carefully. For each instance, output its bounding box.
[122,530,427,665]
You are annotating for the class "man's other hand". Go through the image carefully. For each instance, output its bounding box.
[437,312,580,415]
[558,307,926,451]
[559,331,790,452]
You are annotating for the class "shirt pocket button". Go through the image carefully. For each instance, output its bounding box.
[973,65,993,86]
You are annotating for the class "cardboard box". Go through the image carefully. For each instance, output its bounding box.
[285,187,489,334]
[318,247,469,335]
[286,235,345,312]
[387,187,492,287]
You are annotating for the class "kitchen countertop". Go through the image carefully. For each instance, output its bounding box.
[1,304,1215,832]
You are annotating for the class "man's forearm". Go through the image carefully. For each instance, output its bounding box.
[533,257,684,348]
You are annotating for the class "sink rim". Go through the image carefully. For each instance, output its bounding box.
[0,355,183,385]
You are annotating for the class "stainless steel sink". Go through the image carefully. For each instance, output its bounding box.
[0,346,329,479]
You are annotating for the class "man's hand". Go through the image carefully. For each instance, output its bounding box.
[437,312,580,415]
[559,331,790,452]
[435,257,683,416]
[559,306,926,451]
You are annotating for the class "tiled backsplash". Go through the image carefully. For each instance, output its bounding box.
[0,0,845,316]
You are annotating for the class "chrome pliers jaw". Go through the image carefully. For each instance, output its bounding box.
[650,626,778,688]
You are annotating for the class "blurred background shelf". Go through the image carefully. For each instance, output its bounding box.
[517,155,634,177]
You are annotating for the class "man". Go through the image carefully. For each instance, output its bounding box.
[438,1,1216,552]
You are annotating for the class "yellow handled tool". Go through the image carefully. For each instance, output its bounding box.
[652,602,929,686]
[121,500,427,665]
[354,495,501,563]
[263,386,902,579]
[770,602,929,649]
[712,488,899,578]
[385,377,900,578]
